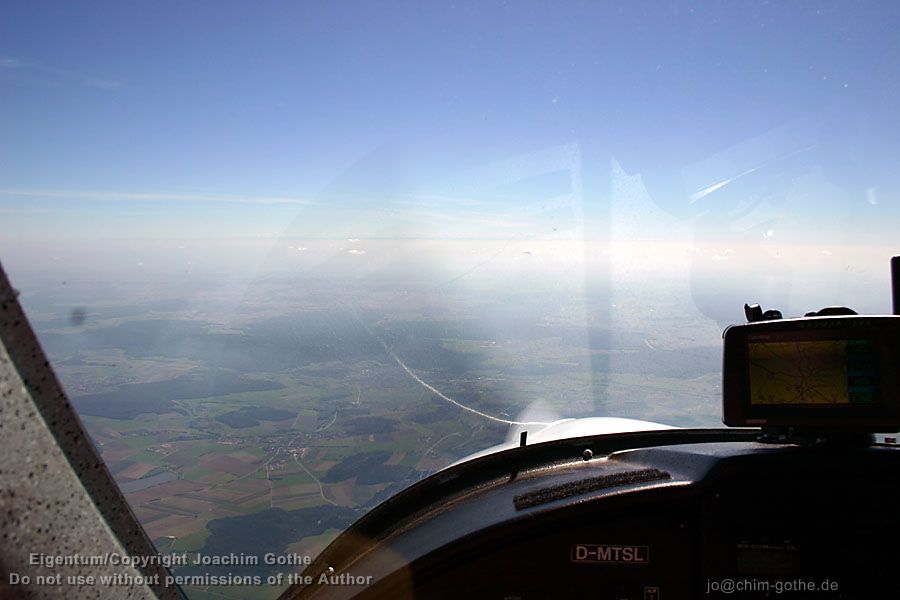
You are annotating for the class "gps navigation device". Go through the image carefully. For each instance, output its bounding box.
[722,315,900,431]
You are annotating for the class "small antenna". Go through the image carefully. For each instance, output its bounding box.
[892,256,900,316]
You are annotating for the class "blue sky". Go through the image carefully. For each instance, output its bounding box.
[1,1,900,248]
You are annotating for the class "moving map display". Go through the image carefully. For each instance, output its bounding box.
[748,339,877,406]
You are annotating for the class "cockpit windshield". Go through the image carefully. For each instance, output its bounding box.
[2,1,899,598]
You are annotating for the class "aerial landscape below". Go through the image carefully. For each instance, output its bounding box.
[16,254,724,599]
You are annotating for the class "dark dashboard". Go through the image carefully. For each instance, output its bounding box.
[282,430,900,600]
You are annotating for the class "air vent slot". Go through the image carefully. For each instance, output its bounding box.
[513,468,671,510]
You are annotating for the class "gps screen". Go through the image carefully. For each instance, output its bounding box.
[748,339,878,406]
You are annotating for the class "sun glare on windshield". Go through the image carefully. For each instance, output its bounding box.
[2,1,899,598]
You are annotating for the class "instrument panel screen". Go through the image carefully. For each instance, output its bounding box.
[747,339,877,406]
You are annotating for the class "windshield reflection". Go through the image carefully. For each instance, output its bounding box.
[2,1,900,598]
